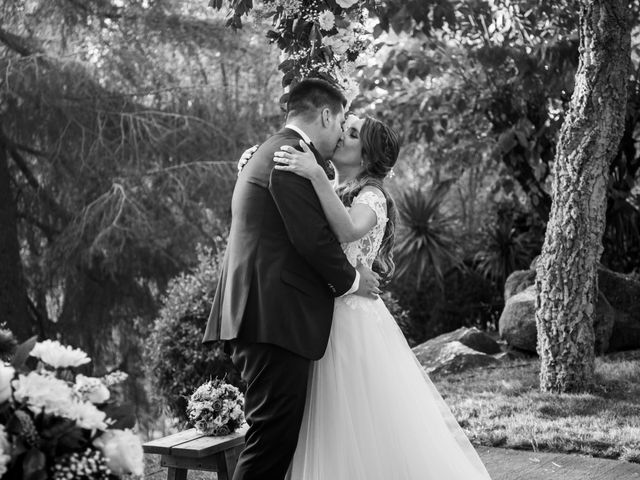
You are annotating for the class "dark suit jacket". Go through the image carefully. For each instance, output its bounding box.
[203,128,357,360]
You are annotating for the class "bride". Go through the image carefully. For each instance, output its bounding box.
[243,114,492,479]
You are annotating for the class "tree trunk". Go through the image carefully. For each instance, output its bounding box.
[0,145,32,340]
[535,0,631,393]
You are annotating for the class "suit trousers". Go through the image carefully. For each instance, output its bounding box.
[229,339,311,480]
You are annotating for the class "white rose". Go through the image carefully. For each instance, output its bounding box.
[318,10,335,31]
[30,340,91,369]
[0,425,10,477]
[75,374,110,404]
[324,36,350,56]
[73,400,108,430]
[336,0,358,8]
[12,371,75,418]
[93,429,144,476]
[0,365,15,403]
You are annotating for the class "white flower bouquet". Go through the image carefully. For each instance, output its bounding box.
[0,331,144,479]
[186,379,245,436]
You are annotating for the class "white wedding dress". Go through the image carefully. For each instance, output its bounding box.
[286,189,493,480]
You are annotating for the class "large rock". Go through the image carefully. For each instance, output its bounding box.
[499,264,640,353]
[498,286,538,352]
[596,267,639,351]
[504,270,536,301]
[413,340,498,376]
[422,326,501,354]
[499,285,616,354]
[598,268,640,313]
[412,327,500,375]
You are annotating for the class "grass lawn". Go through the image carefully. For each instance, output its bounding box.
[434,349,640,462]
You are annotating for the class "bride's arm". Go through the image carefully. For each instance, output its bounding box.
[274,141,376,243]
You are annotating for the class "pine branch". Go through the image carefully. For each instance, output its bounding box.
[3,141,72,223]
[0,27,42,57]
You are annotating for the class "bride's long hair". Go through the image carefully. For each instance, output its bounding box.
[335,116,400,285]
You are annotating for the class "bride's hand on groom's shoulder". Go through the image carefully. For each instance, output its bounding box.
[238,144,259,176]
[273,140,323,181]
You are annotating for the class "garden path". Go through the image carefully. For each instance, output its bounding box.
[478,446,640,480]
[144,446,640,479]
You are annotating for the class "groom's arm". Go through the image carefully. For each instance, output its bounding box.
[270,168,357,297]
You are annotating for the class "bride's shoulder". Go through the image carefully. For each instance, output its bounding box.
[358,185,385,198]
[353,186,387,219]
[357,185,386,203]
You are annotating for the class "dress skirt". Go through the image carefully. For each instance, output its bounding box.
[286,295,492,480]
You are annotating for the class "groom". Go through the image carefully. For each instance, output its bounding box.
[203,78,380,480]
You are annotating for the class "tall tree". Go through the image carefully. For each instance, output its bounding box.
[0,143,31,340]
[535,0,631,392]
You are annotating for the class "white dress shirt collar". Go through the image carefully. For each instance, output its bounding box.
[284,124,312,145]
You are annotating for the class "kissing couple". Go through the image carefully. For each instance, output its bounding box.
[204,78,492,480]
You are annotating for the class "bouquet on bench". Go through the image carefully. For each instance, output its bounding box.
[0,331,143,479]
[186,379,245,436]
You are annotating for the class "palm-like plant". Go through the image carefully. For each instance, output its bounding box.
[393,180,462,289]
[474,217,540,288]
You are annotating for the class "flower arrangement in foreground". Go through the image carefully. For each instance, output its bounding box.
[0,331,143,479]
[186,379,245,436]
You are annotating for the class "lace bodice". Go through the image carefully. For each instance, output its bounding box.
[341,189,388,269]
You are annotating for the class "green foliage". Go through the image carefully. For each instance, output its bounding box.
[146,245,241,423]
[389,264,501,345]
[394,180,462,289]
[426,267,502,338]
[1,0,282,428]
[474,202,543,289]
[380,291,418,346]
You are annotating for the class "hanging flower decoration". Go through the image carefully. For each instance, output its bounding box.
[230,0,376,106]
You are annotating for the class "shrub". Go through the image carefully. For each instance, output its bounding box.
[145,244,242,424]
[388,264,502,345]
[381,291,424,347]
[427,266,502,337]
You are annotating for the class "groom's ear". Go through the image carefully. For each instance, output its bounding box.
[320,107,331,128]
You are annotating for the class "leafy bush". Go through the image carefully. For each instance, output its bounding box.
[388,265,501,346]
[427,266,502,337]
[145,244,242,424]
[380,291,423,347]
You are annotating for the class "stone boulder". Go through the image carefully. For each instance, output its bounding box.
[427,326,501,354]
[504,269,536,301]
[598,268,640,313]
[498,286,538,352]
[499,285,616,354]
[597,267,640,351]
[412,327,500,376]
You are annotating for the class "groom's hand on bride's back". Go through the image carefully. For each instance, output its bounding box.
[237,144,259,175]
[354,262,381,299]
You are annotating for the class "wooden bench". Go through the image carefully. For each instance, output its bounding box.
[143,426,247,480]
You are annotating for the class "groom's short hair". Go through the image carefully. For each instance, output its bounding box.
[286,78,347,120]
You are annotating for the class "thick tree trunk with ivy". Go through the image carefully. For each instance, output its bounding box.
[0,145,32,341]
[535,0,631,393]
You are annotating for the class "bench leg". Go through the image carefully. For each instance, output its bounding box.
[225,448,239,477]
[167,467,188,480]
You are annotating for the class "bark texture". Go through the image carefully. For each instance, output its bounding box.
[0,145,32,340]
[535,0,631,393]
